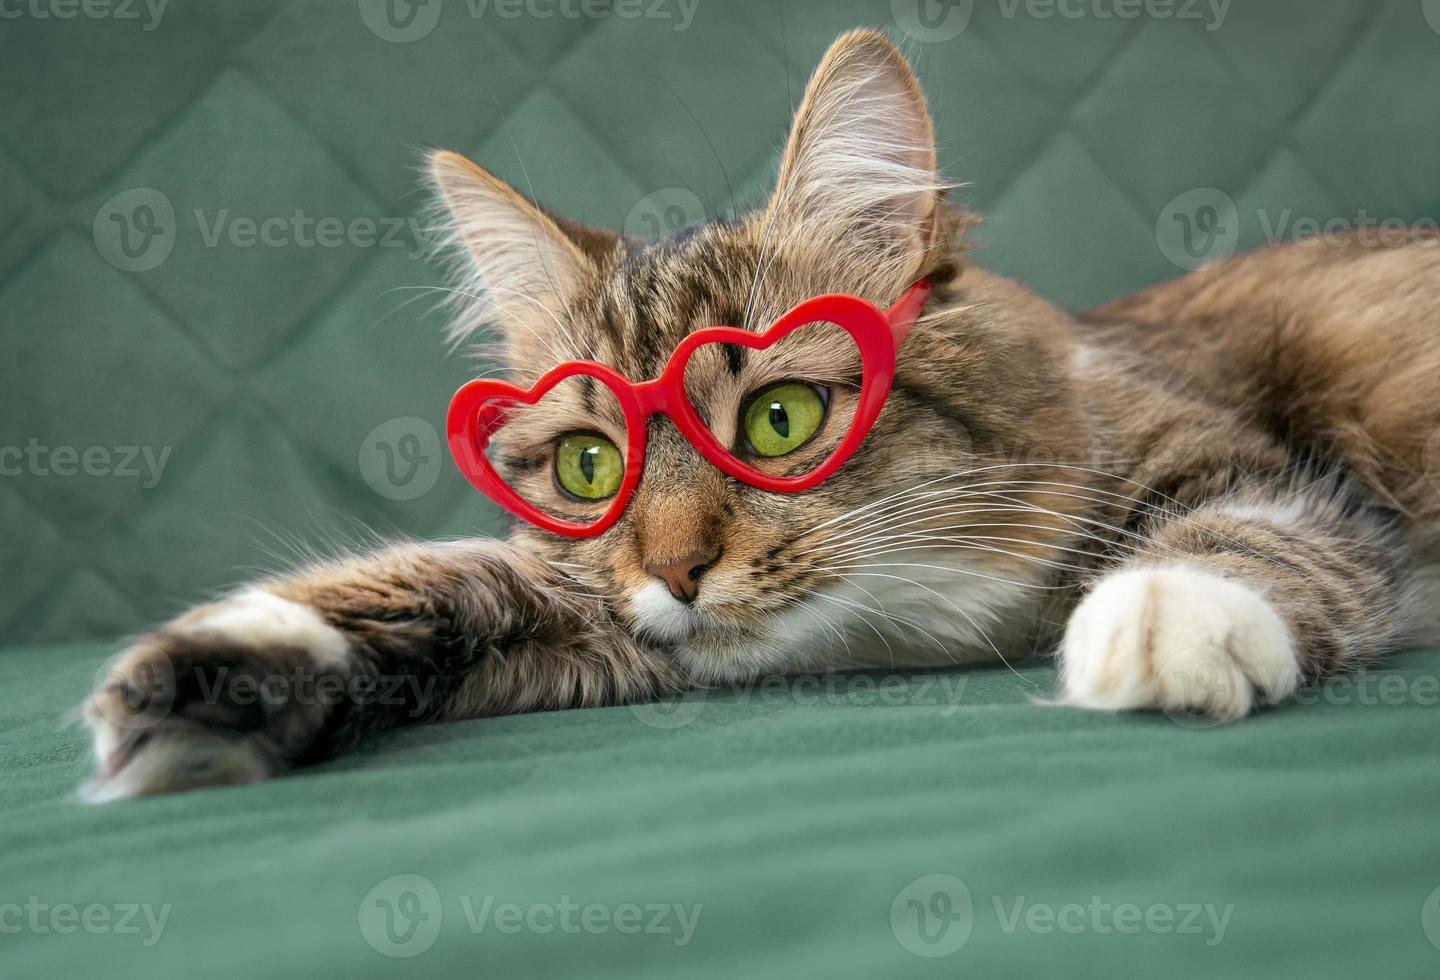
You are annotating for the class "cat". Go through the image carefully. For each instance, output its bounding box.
[79,29,1440,801]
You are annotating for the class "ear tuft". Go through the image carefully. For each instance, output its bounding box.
[766,30,951,288]
[428,150,605,368]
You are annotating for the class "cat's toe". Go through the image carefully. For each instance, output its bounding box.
[79,595,348,802]
[1057,565,1301,722]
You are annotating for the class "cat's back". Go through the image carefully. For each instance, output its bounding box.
[1077,231,1440,520]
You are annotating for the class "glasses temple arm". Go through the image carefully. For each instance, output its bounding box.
[885,279,932,346]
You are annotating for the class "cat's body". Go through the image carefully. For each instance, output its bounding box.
[80,31,1440,801]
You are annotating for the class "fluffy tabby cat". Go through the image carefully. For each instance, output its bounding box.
[81,30,1440,801]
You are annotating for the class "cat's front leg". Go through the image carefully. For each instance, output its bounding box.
[1057,493,1409,721]
[81,540,682,802]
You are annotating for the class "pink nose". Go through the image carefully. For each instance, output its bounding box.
[644,550,718,604]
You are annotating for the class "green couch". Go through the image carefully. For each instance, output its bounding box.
[4,1,1439,976]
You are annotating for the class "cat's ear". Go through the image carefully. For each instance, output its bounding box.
[765,30,948,282]
[429,150,614,366]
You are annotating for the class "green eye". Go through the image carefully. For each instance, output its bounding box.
[742,382,827,458]
[554,434,623,500]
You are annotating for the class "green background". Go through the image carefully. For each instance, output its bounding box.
[4,1,1440,977]
[5,0,1440,644]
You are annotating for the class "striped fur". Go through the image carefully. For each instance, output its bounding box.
[81,30,1440,800]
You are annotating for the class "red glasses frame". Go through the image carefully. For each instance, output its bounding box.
[446,280,931,537]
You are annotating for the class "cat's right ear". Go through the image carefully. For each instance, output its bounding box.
[429,150,612,366]
[764,30,950,289]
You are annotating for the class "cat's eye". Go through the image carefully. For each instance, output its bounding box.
[554,433,623,500]
[741,382,828,457]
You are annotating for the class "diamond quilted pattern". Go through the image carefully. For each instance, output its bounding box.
[7,0,1440,643]
[233,3,537,208]
[1289,2,1440,216]
[0,234,230,519]
[971,1,1138,100]
[90,71,381,372]
[0,5,236,198]
[1232,149,1345,253]
[117,401,351,612]
[0,150,59,284]
[1204,0,1378,120]
[976,132,1171,310]
[548,8,790,213]
[1070,21,1276,219]
[469,88,648,230]
[252,248,485,534]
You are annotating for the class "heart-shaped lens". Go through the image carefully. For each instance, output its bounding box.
[682,319,864,476]
[473,374,629,523]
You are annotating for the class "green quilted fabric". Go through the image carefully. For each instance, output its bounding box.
[5,6,1440,976]
[4,643,1440,977]
[5,0,1440,643]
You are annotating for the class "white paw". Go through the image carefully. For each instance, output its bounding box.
[1058,565,1300,722]
[173,589,350,666]
[80,590,349,803]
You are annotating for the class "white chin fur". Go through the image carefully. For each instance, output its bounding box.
[629,580,698,644]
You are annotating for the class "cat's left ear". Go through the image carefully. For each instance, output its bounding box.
[429,150,617,367]
[765,30,949,281]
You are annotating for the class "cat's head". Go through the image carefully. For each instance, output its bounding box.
[430,30,1086,680]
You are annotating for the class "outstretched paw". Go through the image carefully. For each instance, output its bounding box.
[1058,565,1301,723]
[80,590,351,802]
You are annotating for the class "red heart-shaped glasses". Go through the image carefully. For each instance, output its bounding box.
[446,280,930,537]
